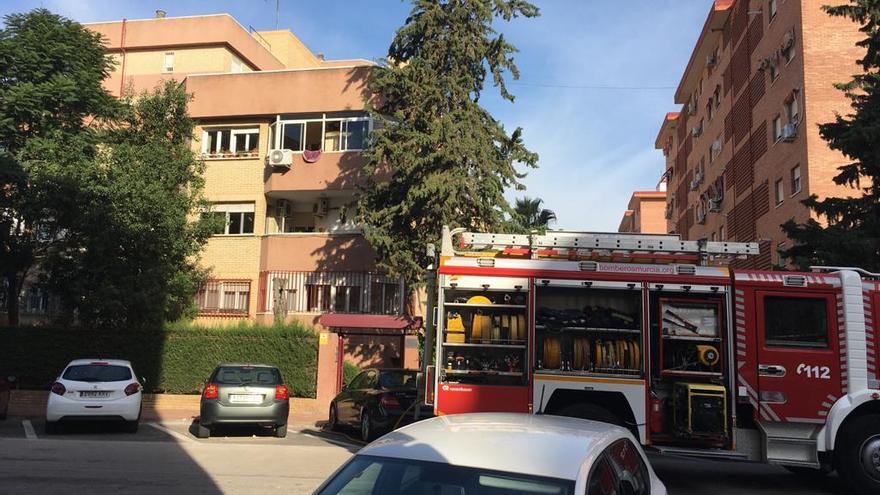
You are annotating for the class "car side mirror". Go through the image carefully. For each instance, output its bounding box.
[140,376,147,385]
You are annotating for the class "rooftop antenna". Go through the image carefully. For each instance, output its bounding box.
[275,0,280,29]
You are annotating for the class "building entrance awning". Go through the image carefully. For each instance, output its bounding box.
[318,314,422,334]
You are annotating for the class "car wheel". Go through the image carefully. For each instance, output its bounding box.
[275,424,288,438]
[124,420,139,434]
[44,421,59,435]
[328,404,339,431]
[195,422,211,439]
[837,414,880,495]
[360,410,374,442]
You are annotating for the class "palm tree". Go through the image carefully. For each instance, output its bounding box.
[509,197,557,232]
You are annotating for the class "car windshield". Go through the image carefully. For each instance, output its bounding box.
[378,371,418,389]
[317,455,575,495]
[62,364,132,383]
[214,366,281,385]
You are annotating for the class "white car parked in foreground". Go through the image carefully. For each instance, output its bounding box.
[46,359,143,434]
[314,412,666,495]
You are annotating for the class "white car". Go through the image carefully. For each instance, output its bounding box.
[45,359,143,434]
[314,412,666,495]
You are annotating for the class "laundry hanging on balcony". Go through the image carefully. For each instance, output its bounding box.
[303,149,322,163]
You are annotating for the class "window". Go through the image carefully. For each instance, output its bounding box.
[786,93,800,125]
[769,61,779,82]
[317,455,576,495]
[201,127,260,158]
[231,55,244,73]
[791,165,802,194]
[276,117,370,152]
[333,286,362,313]
[773,115,783,142]
[587,456,619,495]
[63,365,132,382]
[195,280,250,315]
[306,284,332,312]
[711,232,717,241]
[706,100,714,121]
[775,178,784,205]
[719,225,725,240]
[768,0,777,22]
[764,296,829,348]
[206,203,255,235]
[604,439,651,495]
[163,52,174,73]
[371,282,401,314]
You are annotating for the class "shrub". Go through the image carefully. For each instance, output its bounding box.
[343,360,361,387]
[0,321,318,397]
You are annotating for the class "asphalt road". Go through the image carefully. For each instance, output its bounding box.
[0,416,854,494]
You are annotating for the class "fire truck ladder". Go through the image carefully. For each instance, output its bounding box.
[440,226,759,265]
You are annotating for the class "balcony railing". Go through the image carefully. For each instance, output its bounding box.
[259,271,404,315]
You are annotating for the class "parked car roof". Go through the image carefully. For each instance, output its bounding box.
[66,359,132,367]
[215,363,276,368]
[358,412,631,481]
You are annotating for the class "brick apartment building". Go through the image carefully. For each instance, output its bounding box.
[649,0,863,268]
[1,13,418,374]
[617,190,667,234]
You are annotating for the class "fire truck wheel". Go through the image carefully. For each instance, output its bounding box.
[837,414,880,495]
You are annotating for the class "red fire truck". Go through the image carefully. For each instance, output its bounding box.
[426,226,880,494]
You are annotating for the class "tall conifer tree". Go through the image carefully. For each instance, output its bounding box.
[782,1,880,270]
[358,0,539,286]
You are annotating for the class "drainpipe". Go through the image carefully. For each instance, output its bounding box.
[119,19,127,96]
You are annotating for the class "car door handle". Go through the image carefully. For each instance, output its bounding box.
[758,364,786,377]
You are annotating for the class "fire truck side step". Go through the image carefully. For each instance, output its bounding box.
[652,445,751,461]
[758,422,821,468]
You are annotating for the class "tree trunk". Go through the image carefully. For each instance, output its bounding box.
[4,275,21,326]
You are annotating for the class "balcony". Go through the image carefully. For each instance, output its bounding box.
[260,233,376,273]
[258,271,404,315]
[265,152,366,192]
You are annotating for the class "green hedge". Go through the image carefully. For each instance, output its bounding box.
[0,322,318,397]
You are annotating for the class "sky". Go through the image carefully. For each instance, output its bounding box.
[1,0,712,232]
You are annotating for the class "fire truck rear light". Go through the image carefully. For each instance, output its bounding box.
[476,258,495,268]
[759,391,787,404]
[871,392,879,400]
[579,261,598,272]
[676,264,697,275]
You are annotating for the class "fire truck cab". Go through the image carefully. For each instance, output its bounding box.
[427,226,880,495]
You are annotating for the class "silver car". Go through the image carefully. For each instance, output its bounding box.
[314,413,666,495]
[197,363,290,438]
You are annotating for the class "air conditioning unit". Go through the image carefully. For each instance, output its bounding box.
[687,101,698,115]
[692,124,703,137]
[696,209,707,224]
[706,55,719,68]
[781,123,798,142]
[708,199,722,212]
[313,198,329,217]
[276,199,292,217]
[758,58,773,72]
[711,138,723,153]
[782,30,796,51]
[665,203,674,220]
[267,149,293,168]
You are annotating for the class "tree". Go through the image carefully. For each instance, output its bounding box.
[507,196,556,233]
[0,9,116,325]
[357,0,540,287]
[38,81,217,328]
[781,1,880,271]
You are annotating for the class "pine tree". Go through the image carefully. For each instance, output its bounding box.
[357,0,540,286]
[781,1,880,271]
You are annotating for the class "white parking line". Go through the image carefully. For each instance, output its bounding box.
[22,420,37,440]
[147,422,195,443]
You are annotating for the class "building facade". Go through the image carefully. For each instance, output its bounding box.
[654,0,862,268]
[617,190,667,234]
[81,14,409,334]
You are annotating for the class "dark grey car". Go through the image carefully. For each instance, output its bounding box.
[197,364,290,438]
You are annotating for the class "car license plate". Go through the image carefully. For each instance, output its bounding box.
[229,394,262,404]
[80,391,111,398]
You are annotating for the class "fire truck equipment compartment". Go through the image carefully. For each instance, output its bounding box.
[673,382,727,438]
